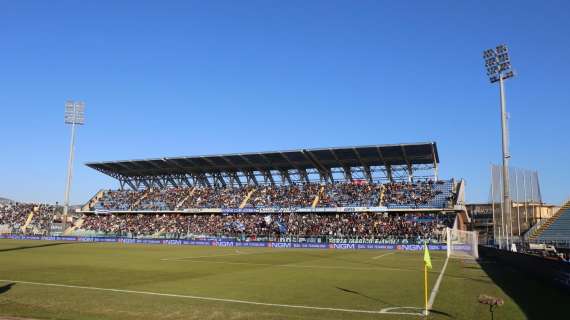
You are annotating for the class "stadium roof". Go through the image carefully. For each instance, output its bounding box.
[86,142,439,183]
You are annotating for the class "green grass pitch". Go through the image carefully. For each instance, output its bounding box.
[0,239,567,319]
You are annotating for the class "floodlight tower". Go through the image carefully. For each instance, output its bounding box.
[63,100,85,230]
[483,45,515,250]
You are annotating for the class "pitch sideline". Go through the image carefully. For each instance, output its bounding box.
[371,252,395,260]
[160,249,277,261]
[161,257,439,274]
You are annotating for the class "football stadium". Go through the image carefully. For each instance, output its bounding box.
[2,2,570,320]
[2,142,569,319]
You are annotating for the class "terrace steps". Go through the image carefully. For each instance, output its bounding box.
[64,218,84,235]
[20,212,34,232]
[83,189,105,211]
[529,199,570,241]
[240,189,256,209]
[378,185,386,206]
[176,187,195,210]
[312,186,324,208]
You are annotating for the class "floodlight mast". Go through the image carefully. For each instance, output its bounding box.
[483,45,515,250]
[63,100,85,231]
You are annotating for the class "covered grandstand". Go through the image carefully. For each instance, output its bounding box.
[83,142,463,212]
[61,143,469,242]
[86,143,440,188]
[2,142,470,244]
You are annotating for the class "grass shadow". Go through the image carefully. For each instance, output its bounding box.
[334,286,396,306]
[0,283,15,295]
[428,309,453,318]
[0,242,73,253]
[479,259,570,319]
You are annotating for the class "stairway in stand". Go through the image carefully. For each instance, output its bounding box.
[529,199,570,242]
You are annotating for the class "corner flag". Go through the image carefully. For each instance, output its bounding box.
[423,242,432,316]
[423,243,432,269]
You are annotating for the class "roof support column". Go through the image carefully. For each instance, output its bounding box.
[244,170,258,185]
[213,172,227,187]
[343,166,353,181]
[298,169,309,183]
[198,173,211,187]
[280,169,292,185]
[386,165,393,182]
[363,166,372,183]
[181,175,192,187]
[263,170,275,185]
[140,178,151,189]
[124,179,137,190]
[228,172,242,187]
[154,177,165,188]
[166,176,178,188]
[433,161,439,181]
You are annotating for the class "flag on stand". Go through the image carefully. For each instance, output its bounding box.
[423,241,432,316]
[423,243,432,269]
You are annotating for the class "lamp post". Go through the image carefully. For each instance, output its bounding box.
[483,45,515,250]
[63,100,85,230]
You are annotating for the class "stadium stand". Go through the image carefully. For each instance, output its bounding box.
[0,202,57,234]
[77,211,454,243]
[1,143,467,243]
[531,199,570,247]
[89,180,454,211]
[0,202,32,231]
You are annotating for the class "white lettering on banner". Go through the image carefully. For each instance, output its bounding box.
[163,240,183,245]
[332,243,356,249]
[271,243,292,248]
[214,241,235,247]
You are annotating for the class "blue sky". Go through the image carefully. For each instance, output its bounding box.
[0,1,568,205]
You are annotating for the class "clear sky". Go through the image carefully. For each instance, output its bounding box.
[0,1,568,205]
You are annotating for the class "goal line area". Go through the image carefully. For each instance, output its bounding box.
[446,227,479,259]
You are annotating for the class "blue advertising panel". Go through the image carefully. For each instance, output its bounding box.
[0,234,448,251]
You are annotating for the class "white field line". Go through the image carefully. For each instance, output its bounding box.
[0,279,423,316]
[162,257,433,273]
[160,250,272,261]
[371,252,395,260]
[426,255,450,315]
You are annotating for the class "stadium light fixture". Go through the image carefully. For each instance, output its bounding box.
[62,100,85,231]
[482,45,515,250]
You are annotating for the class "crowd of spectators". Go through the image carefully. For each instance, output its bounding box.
[382,180,445,207]
[248,183,320,208]
[93,180,452,211]
[0,202,57,233]
[184,186,254,208]
[28,204,57,232]
[0,202,34,230]
[95,190,141,210]
[318,182,381,207]
[79,212,454,243]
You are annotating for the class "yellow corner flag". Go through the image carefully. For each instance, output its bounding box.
[423,243,432,269]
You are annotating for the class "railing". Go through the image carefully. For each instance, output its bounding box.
[524,218,546,240]
[537,239,570,249]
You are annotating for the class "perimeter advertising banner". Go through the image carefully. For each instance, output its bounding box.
[0,234,448,251]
